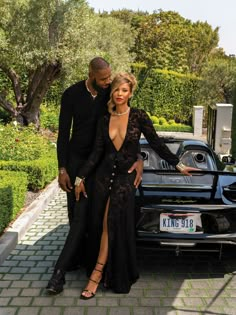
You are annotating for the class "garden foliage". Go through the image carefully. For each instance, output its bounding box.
[131,64,201,124]
[0,170,28,235]
[0,123,57,190]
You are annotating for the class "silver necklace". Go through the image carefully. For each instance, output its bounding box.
[114,107,130,116]
[85,79,97,99]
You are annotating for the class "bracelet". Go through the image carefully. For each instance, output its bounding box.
[137,153,144,161]
[74,176,85,186]
[59,168,66,175]
[176,161,186,172]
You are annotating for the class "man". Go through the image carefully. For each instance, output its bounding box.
[46,57,143,294]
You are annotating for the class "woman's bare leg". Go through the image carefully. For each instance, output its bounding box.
[81,199,110,298]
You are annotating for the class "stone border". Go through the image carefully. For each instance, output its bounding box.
[0,178,60,265]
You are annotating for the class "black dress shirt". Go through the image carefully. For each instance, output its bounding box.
[57,80,110,168]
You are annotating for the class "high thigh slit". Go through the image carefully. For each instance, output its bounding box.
[80,198,110,298]
[97,198,110,266]
[78,108,180,293]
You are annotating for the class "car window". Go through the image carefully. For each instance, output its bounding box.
[165,143,180,154]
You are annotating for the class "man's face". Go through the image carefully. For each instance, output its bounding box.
[91,67,112,93]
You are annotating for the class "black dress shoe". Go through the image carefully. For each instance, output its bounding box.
[46,269,65,294]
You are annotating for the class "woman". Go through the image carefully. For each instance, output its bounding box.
[75,72,196,299]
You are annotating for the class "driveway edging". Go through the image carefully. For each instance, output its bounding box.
[0,178,60,265]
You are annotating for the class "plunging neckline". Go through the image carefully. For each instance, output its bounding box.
[108,108,131,152]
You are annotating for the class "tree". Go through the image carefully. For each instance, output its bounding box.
[100,9,148,27]
[0,0,135,127]
[129,10,219,74]
[197,55,236,152]
[199,56,236,106]
[101,9,220,74]
[185,21,219,73]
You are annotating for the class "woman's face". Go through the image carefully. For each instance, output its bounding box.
[112,82,132,106]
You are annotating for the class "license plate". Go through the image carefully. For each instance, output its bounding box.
[160,213,201,233]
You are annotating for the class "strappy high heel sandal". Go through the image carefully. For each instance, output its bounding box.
[80,262,104,300]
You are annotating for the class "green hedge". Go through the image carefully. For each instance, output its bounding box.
[153,124,193,132]
[148,113,193,133]
[0,170,28,234]
[0,154,57,191]
[0,124,54,161]
[131,64,201,124]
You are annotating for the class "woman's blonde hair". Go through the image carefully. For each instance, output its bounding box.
[107,72,137,115]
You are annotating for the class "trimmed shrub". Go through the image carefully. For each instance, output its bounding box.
[154,124,193,132]
[150,116,159,124]
[0,124,51,161]
[158,117,167,125]
[0,170,28,234]
[0,154,57,191]
[150,115,192,132]
[0,123,57,190]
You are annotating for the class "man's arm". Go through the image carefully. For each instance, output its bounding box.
[57,89,73,192]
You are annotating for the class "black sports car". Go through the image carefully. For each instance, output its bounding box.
[135,137,236,257]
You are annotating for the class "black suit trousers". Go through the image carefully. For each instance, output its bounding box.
[55,153,94,271]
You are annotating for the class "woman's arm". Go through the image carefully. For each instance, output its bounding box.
[139,110,198,175]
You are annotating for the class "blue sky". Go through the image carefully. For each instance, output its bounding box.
[87,0,236,56]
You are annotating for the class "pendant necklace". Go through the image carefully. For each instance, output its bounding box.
[85,79,97,99]
[114,107,130,116]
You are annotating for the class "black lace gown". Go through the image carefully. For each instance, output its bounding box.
[78,108,179,293]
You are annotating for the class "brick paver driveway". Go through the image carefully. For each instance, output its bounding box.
[1,190,236,315]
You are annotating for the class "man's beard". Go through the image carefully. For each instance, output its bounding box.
[92,79,110,95]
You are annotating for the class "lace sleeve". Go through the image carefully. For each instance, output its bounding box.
[139,109,179,166]
[77,117,105,178]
